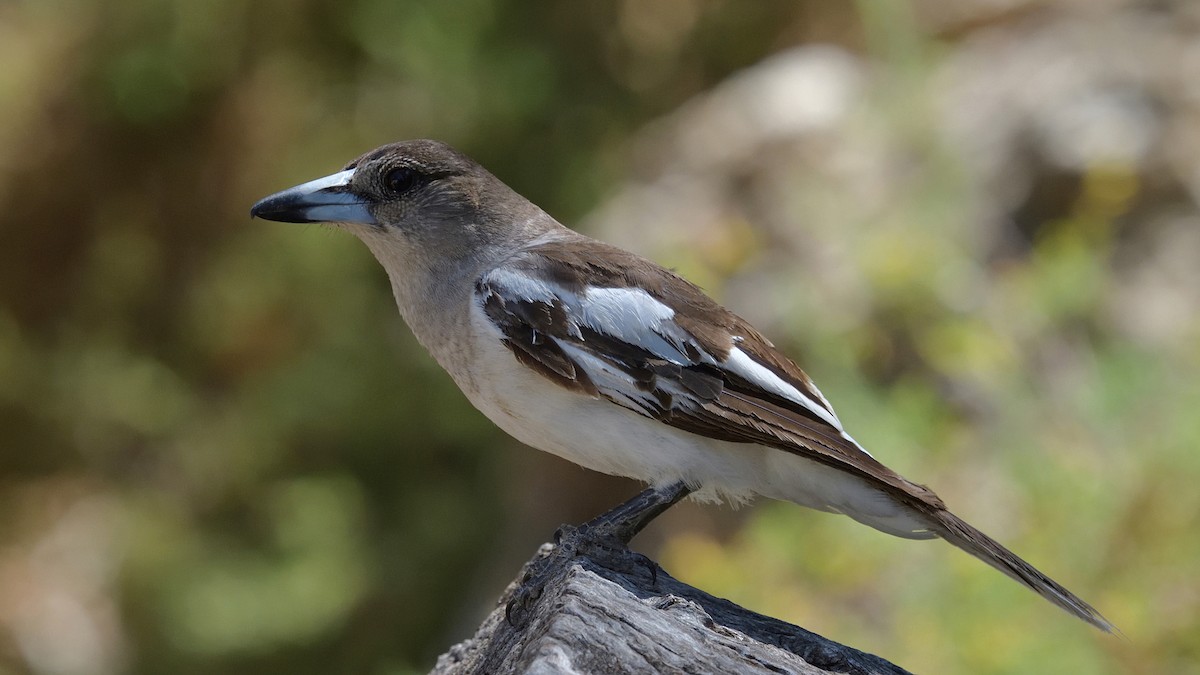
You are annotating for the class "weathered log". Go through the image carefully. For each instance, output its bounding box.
[432,541,911,675]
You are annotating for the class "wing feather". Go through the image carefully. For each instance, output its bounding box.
[476,240,942,509]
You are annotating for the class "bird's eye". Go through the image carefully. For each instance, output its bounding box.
[384,167,420,195]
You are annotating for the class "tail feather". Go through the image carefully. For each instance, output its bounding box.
[931,509,1115,632]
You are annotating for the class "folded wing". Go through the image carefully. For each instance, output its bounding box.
[475,238,943,510]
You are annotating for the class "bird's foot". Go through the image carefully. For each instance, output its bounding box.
[504,482,693,627]
[504,522,662,626]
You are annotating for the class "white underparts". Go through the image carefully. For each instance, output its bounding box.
[462,270,931,538]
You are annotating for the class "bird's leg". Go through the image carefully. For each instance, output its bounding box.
[505,481,693,626]
[572,480,694,544]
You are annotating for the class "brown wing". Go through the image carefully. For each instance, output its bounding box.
[477,236,944,511]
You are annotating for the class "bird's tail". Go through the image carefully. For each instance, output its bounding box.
[930,509,1115,632]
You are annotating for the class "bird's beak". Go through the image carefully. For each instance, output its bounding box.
[250,169,377,225]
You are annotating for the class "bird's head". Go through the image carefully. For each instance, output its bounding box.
[251,139,541,264]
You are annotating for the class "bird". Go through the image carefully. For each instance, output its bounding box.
[250,139,1113,632]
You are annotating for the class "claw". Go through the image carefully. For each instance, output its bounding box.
[503,482,693,624]
[504,599,518,626]
[505,584,543,627]
[628,550,660,585]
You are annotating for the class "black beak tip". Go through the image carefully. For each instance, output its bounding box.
[250,194,310,223]
[250,196,272,220]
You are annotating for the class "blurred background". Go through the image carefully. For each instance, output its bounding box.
[1,0,1198,673]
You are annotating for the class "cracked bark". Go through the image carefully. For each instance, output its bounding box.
[431,542,912,675]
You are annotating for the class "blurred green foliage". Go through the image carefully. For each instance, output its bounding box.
[0,1,1197,674]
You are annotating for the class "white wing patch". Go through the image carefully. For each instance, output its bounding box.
[487,267,559,303]
[575,287,704,365]
[723,345,843,430]
[482,266,865,450]
[577,287,672,340]
[485,268,706,364]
